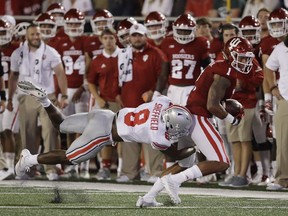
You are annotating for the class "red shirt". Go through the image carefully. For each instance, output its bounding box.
[88,49,119,102]
[84,35,103,59]
[55,35,88,88]
[209,37,223,60]
[260,35,280,56]
[186,60,251,118]
[120,43,166,107]
[160,36,210,86]
[0,41,20,87]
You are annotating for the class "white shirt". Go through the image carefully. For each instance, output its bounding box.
[116,96,173,150]
[266,42,288,100]
[10,42,62,94]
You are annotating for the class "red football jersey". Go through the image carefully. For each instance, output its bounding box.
[231,59,263,109]
[87,51,119,101]
[160,36,210,86]
[0,41,20,87]
[84,35,103,59]
[120,43,165,107]
[186,60,244,118]
[209,37,223,60]
[56,36,88,88]
[260,35,280,56]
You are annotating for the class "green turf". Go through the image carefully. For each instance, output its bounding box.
[0,187,287,216]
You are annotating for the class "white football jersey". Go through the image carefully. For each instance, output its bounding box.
[116,96,173,150]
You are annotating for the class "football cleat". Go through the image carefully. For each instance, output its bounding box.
[15,149,32,177]
[161,174,181,204]
[136,196,163,207]
[17,81,47,99]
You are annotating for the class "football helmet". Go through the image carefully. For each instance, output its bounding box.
[13,22,30,39]
[161,105,193,141]
[64,9,85,37]
[224,37,255,74]
[144,11,167,40]
[90,9,114,35]
[239,16,261,44]
[0,19,13,45]
[267,8,288,38]
[117,17,137,47]
[173,14,196,44]
[34,13,57,39]
[46,3,66,26]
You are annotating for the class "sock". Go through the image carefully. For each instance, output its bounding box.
[171,165,202,185]
[117,158,122,177]
[80,160,90,171]
[271,161,277,177]
[165,162,175,168]
[39,98,51,108]
[143,177,163,200]
[3,152,15,171]
[255,161,263,175]
[260,150,271,176]
[27,154,39,166]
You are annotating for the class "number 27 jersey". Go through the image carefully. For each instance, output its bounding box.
[116,96,173,150]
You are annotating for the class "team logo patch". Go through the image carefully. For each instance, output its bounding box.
[143,54,148,62]
[101,64,106,68]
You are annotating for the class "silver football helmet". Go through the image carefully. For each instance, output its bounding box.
[161,105,193,141]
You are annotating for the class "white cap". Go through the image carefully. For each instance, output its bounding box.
[1,15,16,26]
[129,23,147,35]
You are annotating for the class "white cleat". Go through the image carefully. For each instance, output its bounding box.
[15,149,32,177]
[136,196,163,207]
[161,174,181,205]
[17,81,47,99]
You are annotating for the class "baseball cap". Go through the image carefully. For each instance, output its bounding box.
[129,23,147,35]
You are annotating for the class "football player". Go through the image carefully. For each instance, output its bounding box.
[15,81,195,186]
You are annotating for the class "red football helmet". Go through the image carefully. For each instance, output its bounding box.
[239,16,261,45]
[34,13,57,39]
[144,11,167,40]
[173,14,196,44]
[46,3,66,26]
[224,37,255,74]
[90,9,114,35]
[64,9,85,37]
[0,19,13,45]
[267,8,288,38]
[117,17,137,47]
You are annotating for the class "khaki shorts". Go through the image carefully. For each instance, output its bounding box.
[226,108,255,143]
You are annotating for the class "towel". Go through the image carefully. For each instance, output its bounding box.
[19,41,46,84]
[118,46,133,87]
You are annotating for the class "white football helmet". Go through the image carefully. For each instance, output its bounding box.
[267,8,288,38]
[34,13,57,39]
[13,22,30,39]
[0,19,13,45]
[161,105,193,141]
[173,14,196,44]
[64,9,85,37]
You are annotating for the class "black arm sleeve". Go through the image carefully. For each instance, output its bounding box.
[0,52,3,77]
[201,57,212,69]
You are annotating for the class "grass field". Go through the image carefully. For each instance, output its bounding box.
[0,180,287,216]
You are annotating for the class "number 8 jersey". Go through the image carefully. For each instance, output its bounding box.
[116,96,173,150]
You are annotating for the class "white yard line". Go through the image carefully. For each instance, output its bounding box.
[0,180,287,200]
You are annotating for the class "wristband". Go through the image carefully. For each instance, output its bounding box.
[264,93,272,102]
[224,113,234,124]
[0,90,6,101]
[270,84,278,92]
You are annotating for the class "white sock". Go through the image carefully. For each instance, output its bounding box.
[171,165,202,185]
[143,177,163,200]
[260,150,270,176]
[27,154,39,166]
[255,161,263,175]
[3,152,15,171]
[117,158,122,177]
[165,162,175,168]
[80,160,90,171]
[39,98,51,108]
[271,161,277,177]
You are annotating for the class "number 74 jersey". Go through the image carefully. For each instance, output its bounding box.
[116,96,174,150]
